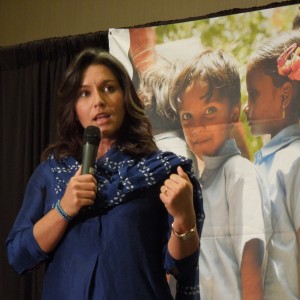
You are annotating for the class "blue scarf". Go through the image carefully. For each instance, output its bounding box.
[94,147,196,205]
[50,146,204,228]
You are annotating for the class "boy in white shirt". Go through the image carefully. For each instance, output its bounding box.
[171,49,271,300]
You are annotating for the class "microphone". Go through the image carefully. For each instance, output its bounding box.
[81,126,101,175]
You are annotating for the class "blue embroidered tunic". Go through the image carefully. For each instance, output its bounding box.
[6,147,204,300]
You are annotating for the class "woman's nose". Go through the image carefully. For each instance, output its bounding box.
[93,91,105,106]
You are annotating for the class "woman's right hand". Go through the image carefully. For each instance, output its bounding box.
[60,166,97,217]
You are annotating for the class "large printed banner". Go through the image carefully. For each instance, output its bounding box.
[109,2,300,299]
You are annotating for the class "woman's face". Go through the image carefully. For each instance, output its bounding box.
[244,67,283,137]
[179,80,238,159]
[75,64,125,140]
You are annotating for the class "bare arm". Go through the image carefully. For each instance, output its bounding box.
[241,238,264,300]
[33,167,97,252]
[129,27,157,74]
[160,166,200,259]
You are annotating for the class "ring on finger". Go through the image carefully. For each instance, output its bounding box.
[164,186,168,195]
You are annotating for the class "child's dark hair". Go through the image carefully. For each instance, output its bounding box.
[137,59,183,132]
[248,30,300,88]
[170,48,241,112]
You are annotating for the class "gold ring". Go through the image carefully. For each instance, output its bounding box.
[164,187,168,195]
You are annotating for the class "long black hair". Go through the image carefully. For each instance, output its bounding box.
[42,49,158,161]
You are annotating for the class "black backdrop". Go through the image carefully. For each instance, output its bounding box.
[0,31,109,300]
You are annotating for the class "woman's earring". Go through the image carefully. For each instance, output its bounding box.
[282,103,286,119]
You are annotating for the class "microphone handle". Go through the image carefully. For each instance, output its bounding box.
[81,142,98,175]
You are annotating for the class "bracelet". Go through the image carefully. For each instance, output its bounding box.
[55,200,73,222]
[172,222,197,241]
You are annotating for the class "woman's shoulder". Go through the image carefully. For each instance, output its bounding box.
[151,149,191,161]
[149,150,193,170]
[135,150,195,182]
[32,154,79,181]
[42,153,78,168]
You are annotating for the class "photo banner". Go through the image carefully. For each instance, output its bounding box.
[109,2,299,159]
[109,2,300,299]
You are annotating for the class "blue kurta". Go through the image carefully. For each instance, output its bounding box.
[6,147,204,300]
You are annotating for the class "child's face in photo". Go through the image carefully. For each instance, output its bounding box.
[245,67,283,137]
[179,80,237,159]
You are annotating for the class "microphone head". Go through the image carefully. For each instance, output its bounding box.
[83,126,101,146]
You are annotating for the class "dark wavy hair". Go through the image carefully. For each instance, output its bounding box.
[42,48,158,161]
[170,48,241,113]
[247,30,300,118]
[248,30,300,87]
[137,59,183,134]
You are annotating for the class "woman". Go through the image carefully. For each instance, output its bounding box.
[6,49,204,300]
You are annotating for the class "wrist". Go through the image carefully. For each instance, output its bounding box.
[54,199,73,222]
[172,213,196,232]
[171,222,197,241]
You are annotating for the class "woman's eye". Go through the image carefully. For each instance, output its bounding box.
[205,107,217,115]
[79,90,89,97]
[181,113,192,121]
[103,85,115,93]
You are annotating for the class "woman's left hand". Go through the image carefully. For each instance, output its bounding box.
[161,166,200,259]
[160,166,195,225]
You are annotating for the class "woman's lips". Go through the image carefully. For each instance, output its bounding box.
[93,113,111,125]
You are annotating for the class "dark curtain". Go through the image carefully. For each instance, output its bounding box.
[0,31,109,300]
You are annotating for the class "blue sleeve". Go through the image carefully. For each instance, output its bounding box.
[164,173,204,300]
[6,161,51,274]
[165,247,200,300]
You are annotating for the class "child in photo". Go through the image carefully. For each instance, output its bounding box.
[137,59,190,158]
[244,30,300,300]
[171,49,271,300]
